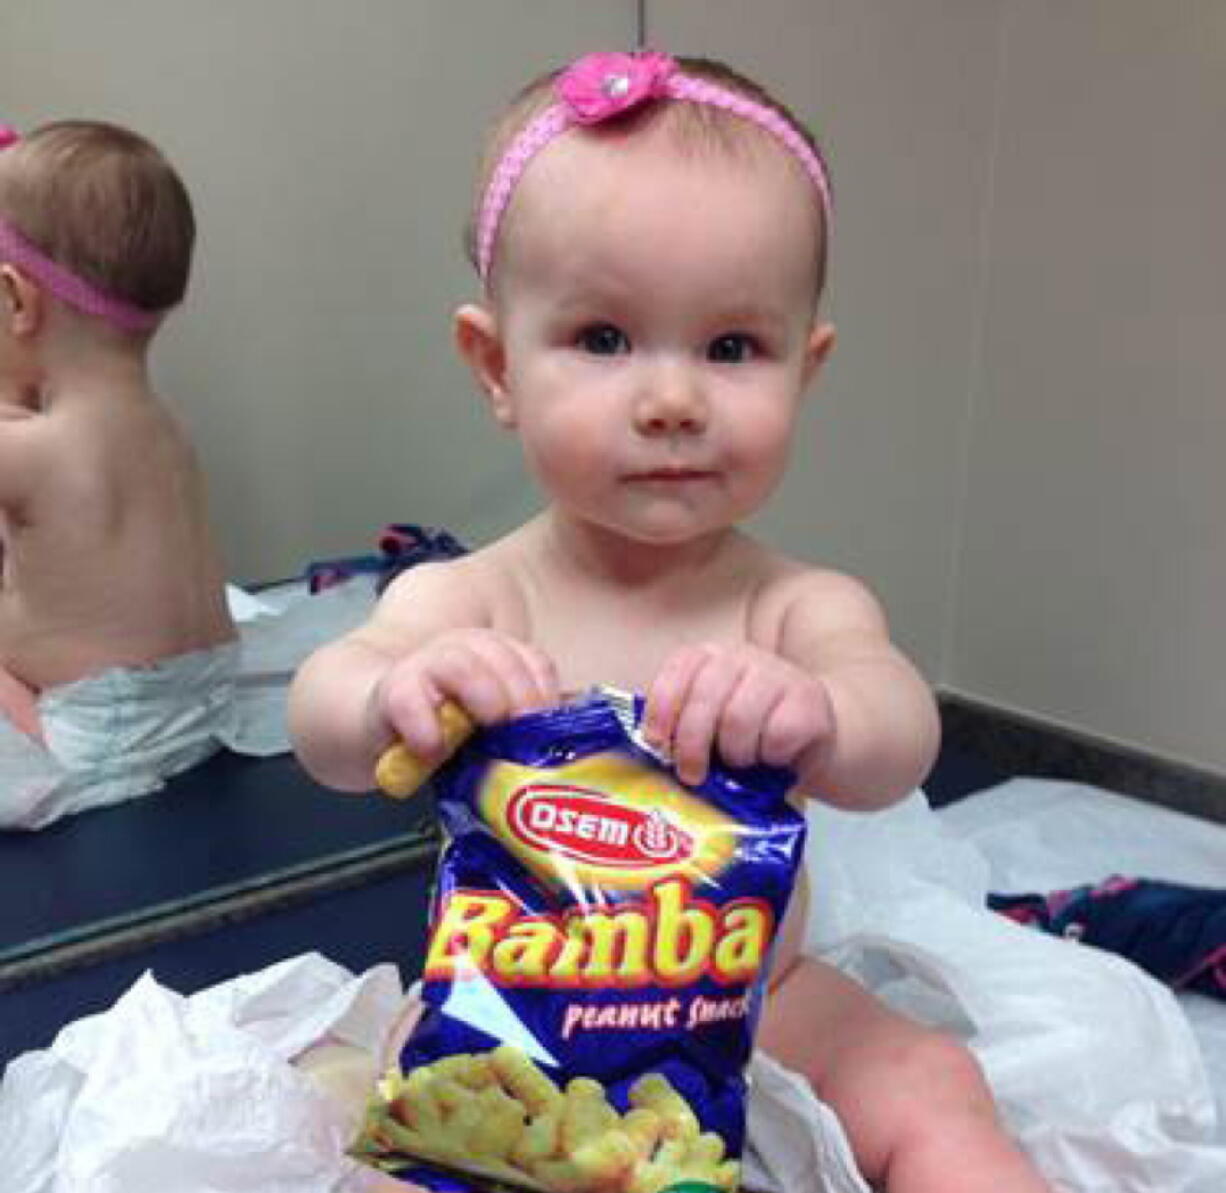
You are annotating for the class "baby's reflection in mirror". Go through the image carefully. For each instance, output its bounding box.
[0,119,236,825]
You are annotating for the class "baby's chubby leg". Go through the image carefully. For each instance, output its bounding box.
[0,663,43,741]
[759,956,1052,1193]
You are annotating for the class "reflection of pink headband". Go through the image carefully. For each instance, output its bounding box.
[0,123,164,333]
[476,50,833,284]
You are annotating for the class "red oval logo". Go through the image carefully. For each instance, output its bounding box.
[506,784,694,868]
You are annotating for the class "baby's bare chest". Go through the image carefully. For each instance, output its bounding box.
[519,593,759,695]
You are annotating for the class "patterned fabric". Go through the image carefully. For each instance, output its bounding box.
[990,876,1226,1001]
[306,523,467,595]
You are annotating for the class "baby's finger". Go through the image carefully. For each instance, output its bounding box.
[670,650,744,787]
[456,634,558,721]
[643,644,711,753]
[760,682,833,769]
[425,640,521,726]
[505,639,561,713]
[380,671,450,761]
[715,670,783,770]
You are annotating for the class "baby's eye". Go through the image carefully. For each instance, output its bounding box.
[707,333,757,363]
[577,324,630,356]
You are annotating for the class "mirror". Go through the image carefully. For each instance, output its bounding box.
[0,1,640,996]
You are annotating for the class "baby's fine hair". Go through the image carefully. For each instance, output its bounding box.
[0,120,194,319]
[464,55,829,296]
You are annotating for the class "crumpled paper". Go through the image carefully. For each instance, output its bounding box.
[743,1054,869,1193]
[222,576,378,757]
[793,791,1226,1193]
[0,953,403,1193]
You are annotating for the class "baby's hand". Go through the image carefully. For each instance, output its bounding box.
[643,643,835,787]
[369,628,559,767]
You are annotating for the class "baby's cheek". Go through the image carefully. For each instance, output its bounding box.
[523,424,601,493]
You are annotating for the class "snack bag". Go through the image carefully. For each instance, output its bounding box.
[353,687,807,1192]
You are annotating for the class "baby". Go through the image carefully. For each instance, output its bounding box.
[0,121,234,743]
[290,52,1051,1192]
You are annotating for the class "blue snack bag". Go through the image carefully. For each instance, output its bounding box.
[353,687,806,1192]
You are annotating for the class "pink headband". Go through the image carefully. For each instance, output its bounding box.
[0,123,164,333]
[476,50,833,284]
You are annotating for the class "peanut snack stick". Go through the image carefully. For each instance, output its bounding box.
[374,701,475,798]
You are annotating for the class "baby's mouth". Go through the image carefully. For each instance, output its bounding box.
[626,467,717,482]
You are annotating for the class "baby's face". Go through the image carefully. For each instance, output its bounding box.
[488,127,829,548]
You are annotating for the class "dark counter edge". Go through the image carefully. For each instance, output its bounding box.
[937,689,1226,826]
[0,828,437,990]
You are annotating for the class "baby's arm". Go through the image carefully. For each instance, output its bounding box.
[645,571,938,811]
[774,572,939,808]
[288,560,557,792]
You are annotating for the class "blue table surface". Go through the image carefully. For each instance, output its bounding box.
[0,749,431,961]
[1,864,435,1067]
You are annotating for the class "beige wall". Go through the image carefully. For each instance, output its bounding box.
[5,2,1224,776]
[949,1,1226,774]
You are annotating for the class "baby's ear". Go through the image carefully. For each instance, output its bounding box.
[454,303,515,428]
[0,265,42,338]
[801,320,836,390]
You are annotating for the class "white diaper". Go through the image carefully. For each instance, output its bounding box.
[0,577,379,832]
[40,643,240,772]
[0,643,240,831]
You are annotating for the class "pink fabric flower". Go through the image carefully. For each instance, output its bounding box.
[0,124,20,150]
[556,50,677,124]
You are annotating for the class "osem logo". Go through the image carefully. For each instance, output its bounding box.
[478,753,739,891]
[507,784,694,868]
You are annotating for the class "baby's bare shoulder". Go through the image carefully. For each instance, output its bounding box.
[748,553,888,645]
[368,539,530,643]
[42,389,191,481]
[378,552,490,610]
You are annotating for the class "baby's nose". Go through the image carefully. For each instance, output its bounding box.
[633,367,708,434]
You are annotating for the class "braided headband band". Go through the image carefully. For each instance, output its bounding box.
[0,124,164,333]
[476,50,832,284]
